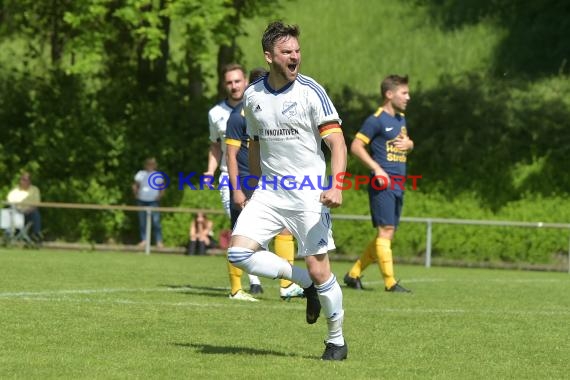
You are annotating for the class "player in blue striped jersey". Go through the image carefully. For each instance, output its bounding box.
[225,67,304,301]
[227,21,348,361]
[205,63,261,302]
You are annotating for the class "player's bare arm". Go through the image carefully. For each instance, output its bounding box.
[350,138,390,186]
[321,131,347,208]
[204,141,221,176]
[226,143,247,208]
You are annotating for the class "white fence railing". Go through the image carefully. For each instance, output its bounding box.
[334,214,570,272]
[3,201,570,273]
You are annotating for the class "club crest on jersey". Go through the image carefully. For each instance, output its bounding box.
[281,101,298,118]
[254,104,262,112]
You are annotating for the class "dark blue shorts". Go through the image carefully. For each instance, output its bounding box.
[368,186,404,228]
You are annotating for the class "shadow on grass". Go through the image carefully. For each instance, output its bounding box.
[344,287,375,293]
[159,284,229,299]
[174,342,312,358]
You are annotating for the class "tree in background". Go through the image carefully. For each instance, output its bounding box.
[0,0,285,243]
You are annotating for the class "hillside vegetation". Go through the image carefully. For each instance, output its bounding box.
[1,0,568,264]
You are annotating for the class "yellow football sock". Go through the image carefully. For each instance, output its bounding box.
[376,237,397,288]
[275,234,295,288]
[348,239,377,278]
[227,260,243,295]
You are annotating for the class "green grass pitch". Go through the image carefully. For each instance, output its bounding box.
[1,249,569,379]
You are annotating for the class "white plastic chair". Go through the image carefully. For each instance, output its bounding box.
[1,207,33,246]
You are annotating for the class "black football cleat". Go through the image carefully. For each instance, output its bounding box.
[385,281,412,293]
[321,341,348,361]
[249,284,264,295]
[343,273,364,290]
[303,284,321,324]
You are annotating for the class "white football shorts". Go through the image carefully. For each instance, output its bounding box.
[232,197,336,256]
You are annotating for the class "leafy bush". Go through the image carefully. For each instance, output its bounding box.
[333,190,570,264]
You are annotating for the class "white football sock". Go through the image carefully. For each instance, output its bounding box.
[248,274,261,285]
[228,247,312,288]
[315,274,345,346]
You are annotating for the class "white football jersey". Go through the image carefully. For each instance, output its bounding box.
[208,100,235,173]
[244,74,342,211]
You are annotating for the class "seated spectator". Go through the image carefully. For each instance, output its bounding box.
[6,172,42,241]
[187,212,217,255]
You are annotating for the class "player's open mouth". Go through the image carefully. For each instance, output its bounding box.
[288,64,297,72]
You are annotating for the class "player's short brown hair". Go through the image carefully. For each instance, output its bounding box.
[381,75,409,100]
[262,21,300,53]
[221,63,246,77]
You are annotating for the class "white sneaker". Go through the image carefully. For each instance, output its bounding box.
[229,290,259,302]
[280,283,305,300]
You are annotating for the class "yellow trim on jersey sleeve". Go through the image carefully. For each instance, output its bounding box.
[373,107,384,117]
[355,132,370,145]
[225,138,241,147]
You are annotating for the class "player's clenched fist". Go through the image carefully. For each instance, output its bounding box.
[320,188,343,208]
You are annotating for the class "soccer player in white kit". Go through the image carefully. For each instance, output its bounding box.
[205,64,262,301]
[228,22,348,360]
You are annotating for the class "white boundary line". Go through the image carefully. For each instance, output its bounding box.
[10,297,298,310]
[5,297,570,316]
[0,286,226,298]
[1,275,567,298]
[1,286,569,316]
